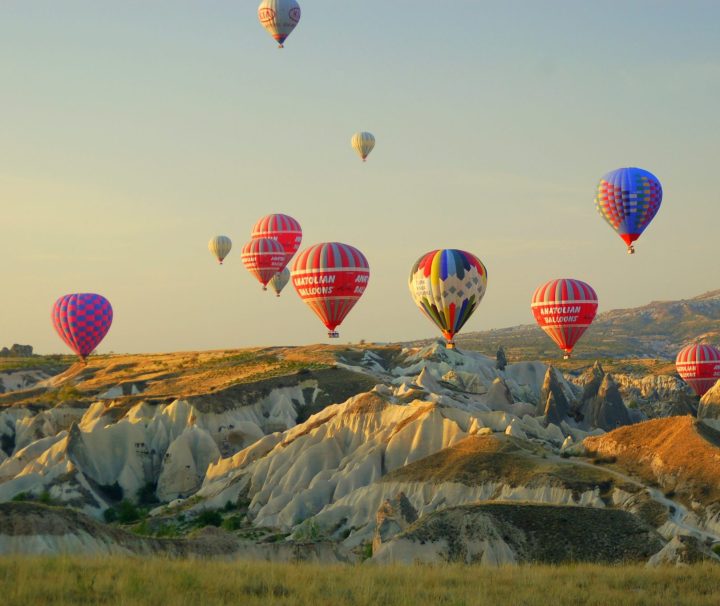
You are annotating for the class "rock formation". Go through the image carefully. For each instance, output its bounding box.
[372,492,417,554]
[0,345,33,358]
[538,367,571,423]
[698,379,720,422]
[577,362,632,431]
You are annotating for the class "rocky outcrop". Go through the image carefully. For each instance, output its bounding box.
[372,492,417,554]
[647,535,720,566]
[484,378,514,410]
[0,345,33,357]
[577,363,632,431]
[538,367,571,423]
[585,374,632,431]
[495,346,507,371]
[372,503,664,565]
[698,380,720,422]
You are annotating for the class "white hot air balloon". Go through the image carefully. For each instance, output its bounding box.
[351,132,375,162]
[268,267,290,297]
[209,236,232,265]
[258,0,301,48]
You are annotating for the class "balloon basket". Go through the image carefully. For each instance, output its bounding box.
[627,246,635,255]
[446,341,456,350]
[563,354,570,360]
[328,331,340,339]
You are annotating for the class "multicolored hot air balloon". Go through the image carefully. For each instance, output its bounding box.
[292,242,370,338]
[595,167,662,254]
[242,238,286,289]
[258,0,301,48]
[531,279,598,359]
[251,213,302,270]
[52,293,113,361]
[351,132,375,162]
[269,267,290,297]
[208,235,232,265]
[408,249,488,349]
[676,344,720,397]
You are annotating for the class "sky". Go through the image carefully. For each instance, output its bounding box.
[1,1,719,354]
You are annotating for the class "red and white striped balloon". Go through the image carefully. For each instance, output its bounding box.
[676,344,720,397]
[291,242,370,338]
[242,238,286,289]
[531,279,598,358]
[251,213,302,270]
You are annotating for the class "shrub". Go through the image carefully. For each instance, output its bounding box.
[195,510,223,528]
[103,508,118,523]
[117,500,141,524]
[221,515,244,532]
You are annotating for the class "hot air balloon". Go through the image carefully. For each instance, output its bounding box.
[52,293,113,361]
[408,249,488,349]
[251,213,302,269]
[269,267,290,297]
[595,167,662,254]
[258,0,301,48]
[351,132,375,162]
[292,242,370,338]
[676,344,720,397]
[208,235,232,265]
[242,238,286,289]
[531,279,598,359]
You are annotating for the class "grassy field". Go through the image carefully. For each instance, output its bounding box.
[0,557,719,605]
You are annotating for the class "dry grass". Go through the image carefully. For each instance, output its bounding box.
[0,344,406,410]
[0,557,718,605]
[585,416,720,504]
[385,435,622,496]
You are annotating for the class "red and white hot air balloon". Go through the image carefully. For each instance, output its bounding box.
[531,279,598,359]
[292,242,370,338]
[676,344,720,397]
[257,0,301,48]
[251,213,302,270]
[241,238,286,289]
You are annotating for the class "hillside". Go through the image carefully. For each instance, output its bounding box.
[0,335,718,567]
[451,289,720,361]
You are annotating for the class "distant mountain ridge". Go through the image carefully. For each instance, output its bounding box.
[452,289,720,360]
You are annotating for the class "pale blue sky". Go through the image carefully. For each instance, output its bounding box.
[1,1,719,353]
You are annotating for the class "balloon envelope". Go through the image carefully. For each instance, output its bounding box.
[52,293,113,359]
[351,132,375,161]
[242,238,286,288]
[251,213,302,270]
[208,235,232,265]
[292,242,370,337]
[531,279,598,358]
[408,249,488,348]
[269,267,290,297]
[676,344,720,397]
[595,167,662,253]
[258,0,301,48]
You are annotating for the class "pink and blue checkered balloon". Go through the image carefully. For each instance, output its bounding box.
[52,293,113,359]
